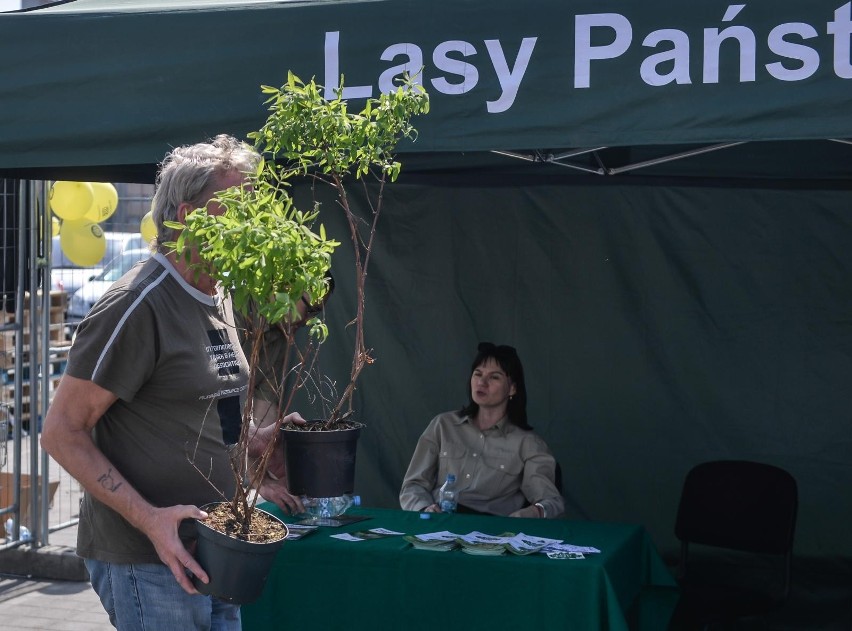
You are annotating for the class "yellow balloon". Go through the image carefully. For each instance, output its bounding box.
[140,210,157,244]
[50,181,94,221]
[84,182,119,223]
[51,216,60,237]
[59,220,106,266]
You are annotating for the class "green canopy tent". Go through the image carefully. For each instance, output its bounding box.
[2,0,852,591]
[1,0,850,178]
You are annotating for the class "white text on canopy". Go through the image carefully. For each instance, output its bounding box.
[576,3,852,87]
[323,3,852,112]
[324,31,537,113]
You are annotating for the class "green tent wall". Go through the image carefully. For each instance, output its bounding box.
[2,0,852,571]
[304,172,852,566]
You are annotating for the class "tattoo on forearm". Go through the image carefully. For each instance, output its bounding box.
[98,468,123,493]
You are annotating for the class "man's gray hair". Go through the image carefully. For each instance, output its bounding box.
[151,134,261,251]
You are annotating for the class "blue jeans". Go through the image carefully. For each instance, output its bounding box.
[85,558,241,631]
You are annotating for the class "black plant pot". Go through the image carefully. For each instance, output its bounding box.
[192,504,287,605]
[281,423,362,497]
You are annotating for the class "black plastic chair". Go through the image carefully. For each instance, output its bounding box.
[668,460,798,630]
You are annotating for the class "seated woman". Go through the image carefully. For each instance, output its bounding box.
[399,342,564,518]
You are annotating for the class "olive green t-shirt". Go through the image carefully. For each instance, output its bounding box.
[66,253,248,564]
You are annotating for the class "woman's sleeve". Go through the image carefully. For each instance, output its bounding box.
[399,417,441,511]
[519,433,565,518]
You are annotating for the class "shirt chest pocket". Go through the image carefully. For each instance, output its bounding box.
[439,442,467,465]
[482,449,524,477]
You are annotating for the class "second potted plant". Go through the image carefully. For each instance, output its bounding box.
[246,72,429,500]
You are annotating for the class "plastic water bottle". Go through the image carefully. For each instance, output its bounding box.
[4,518,31,543]
[439,474,458,513]
[301,494,361,518]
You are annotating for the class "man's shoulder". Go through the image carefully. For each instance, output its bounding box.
[73,258,173,342]
[96,255,165,301]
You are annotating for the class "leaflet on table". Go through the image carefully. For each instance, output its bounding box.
[337,527,601,555]
[505,532,564,554]
[458,531,562,549]
[285,524,319,540]
[410,530,458,542]
[546,551,586,560]
[407,530,567,555]
[541,542,601,554]
[331,528,406,541]
[458,531,513,545]
[417,530,598,555]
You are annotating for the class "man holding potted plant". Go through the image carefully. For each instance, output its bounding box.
[41,135,301,630]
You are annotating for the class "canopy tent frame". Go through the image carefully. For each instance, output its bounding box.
[492,143,753,177]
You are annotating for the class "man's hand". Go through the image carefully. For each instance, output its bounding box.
[283,411,307,426]
[258,475,305,515]
[138,504,210,594]
[248,411,306,459]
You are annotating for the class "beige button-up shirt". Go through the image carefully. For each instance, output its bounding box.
[399,411,564,518]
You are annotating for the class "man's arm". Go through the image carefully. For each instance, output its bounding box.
[40,374,209,594]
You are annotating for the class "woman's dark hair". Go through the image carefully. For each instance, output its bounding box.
[460,342,531,430]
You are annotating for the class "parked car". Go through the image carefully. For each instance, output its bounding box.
[51,232,145,296]
[66,248,151,321]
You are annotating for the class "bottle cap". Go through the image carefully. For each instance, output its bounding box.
[420,512,431,519]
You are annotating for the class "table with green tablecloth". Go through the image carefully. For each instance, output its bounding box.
[241,505,676,631]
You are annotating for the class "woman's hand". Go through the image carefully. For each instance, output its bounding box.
[509,504,542,519]
[422,503,440,513]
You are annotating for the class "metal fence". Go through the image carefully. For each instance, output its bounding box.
[1,179,153,549]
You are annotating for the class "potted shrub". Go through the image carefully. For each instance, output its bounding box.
[167,72,428,602]
[248,73,428,500]
[166,143,337,604]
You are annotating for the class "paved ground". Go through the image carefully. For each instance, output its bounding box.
[0,523,112,631]
[1,437,110,630]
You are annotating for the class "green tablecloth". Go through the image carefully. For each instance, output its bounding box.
[241,505,676,631]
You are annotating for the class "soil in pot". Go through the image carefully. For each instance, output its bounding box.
[199,502,287,542]
[192,502,288,604]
